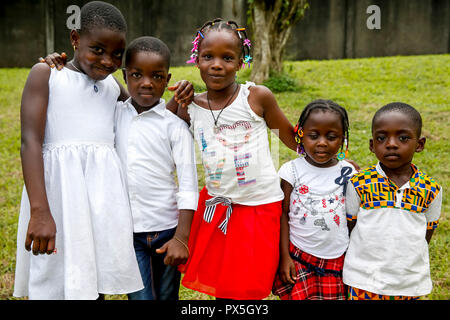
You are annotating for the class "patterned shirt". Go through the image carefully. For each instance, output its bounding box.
[343,162,442,296]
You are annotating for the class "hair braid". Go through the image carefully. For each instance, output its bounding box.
[186,18,252,68]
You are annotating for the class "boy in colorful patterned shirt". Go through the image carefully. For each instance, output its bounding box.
[343,102,443,300]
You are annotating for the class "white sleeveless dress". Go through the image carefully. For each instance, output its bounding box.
[13,68,143,300]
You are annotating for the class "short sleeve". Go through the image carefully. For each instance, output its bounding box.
[345,181,361,221]
[278,161,295,187]
[425,188,443,230]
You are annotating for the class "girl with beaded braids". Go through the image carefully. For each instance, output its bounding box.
[176,18,298,300]
[272,99,357,300]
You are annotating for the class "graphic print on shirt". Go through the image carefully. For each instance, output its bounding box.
[291,166,352,231]
[199,128,224,188]
[334,166,353,194]
[218,120,256,186]
[200,121,256,188]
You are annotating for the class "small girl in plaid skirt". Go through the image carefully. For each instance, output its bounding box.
[272,100,357,300]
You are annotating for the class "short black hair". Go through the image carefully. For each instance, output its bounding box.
[79,1,127,35]
[125,36,171,70]
[372,102,422,136]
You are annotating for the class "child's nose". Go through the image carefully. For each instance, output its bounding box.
[141,76,153,87]
[316,136,328,146]
[385,136,398,148]
[211,58,223,69]
[101,55,114,68]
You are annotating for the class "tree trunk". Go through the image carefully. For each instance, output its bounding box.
[250,0,309,84]
[250,1,272,84]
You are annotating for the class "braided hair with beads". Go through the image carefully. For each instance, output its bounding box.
[186,18,252,69]
[294,99,350,159]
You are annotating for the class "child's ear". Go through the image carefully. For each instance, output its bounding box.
[122,68,127,84]
[238,58,244,71]
[70,29,80,49]
[195,56,200,69]
[415,136,426,153]
[166,73,172,86]
[369,139,375,153]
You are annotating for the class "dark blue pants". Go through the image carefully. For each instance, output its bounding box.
[128,228,181,300]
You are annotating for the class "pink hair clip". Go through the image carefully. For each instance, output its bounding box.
[243,39,251,48]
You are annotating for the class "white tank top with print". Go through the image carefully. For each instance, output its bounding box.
[188,82,284,205]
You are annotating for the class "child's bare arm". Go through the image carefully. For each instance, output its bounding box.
[425,229,435,244]
[279,179,297,284]
[247,85,297,152]
[112,76,130,102]
[20,63,56,255]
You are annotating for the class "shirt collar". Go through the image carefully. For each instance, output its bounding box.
[375,161,420,189]
[124,97,166,117]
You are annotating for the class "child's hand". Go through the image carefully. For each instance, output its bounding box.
[168,80,194,108]
[25,208,57,255]
[155,238,189,266]
[39,52,67,70]
[279,256,298,285]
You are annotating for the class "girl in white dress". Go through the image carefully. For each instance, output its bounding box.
[14,1,143,299]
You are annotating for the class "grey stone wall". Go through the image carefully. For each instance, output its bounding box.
[0,0,448,68]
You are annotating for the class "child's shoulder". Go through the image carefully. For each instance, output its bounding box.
[349,164,378,183]
[414,165,442,192]
[164,106,190,129]
[28,62,52,80]
[247,82,274,98]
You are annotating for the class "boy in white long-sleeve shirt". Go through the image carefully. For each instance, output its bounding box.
[115,36,198,300]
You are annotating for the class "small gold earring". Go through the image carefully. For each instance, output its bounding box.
[73,45,77,51]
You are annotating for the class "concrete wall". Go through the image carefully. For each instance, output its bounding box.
[286,0,450,60]
[0,0,448,68]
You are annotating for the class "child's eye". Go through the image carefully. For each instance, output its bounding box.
[92,47,104,54]
[327,135,338,141]
[224,56,233,61]
[131,72,141,78]
[375,135,386,142]
[399,135,410,142]
[307,133,319,139]
[114,52,123,59]
[153,74,163,80]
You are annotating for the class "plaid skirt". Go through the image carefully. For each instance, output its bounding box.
[272,243,346,300]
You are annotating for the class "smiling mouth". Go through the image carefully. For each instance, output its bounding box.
[95,65,114,74]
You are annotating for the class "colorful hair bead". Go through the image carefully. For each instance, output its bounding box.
[187,19,253,69]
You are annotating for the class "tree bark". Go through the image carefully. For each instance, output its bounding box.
[250,0,309,84]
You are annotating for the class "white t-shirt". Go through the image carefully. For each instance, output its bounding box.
[278,157,356,259]
[343,162,442,296]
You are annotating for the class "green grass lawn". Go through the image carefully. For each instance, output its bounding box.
[0,54,448,300]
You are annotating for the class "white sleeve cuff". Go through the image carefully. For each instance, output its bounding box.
[176,191,199,211]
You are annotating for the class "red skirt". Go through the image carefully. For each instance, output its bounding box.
[180,187,282,300]
[272,243,346,300]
